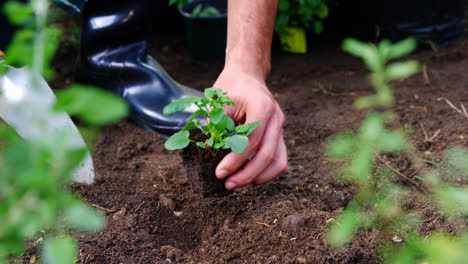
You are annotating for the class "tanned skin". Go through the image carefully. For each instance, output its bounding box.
[214,0,288,190]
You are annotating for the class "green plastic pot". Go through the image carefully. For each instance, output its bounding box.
[278,26,307,54]
[179,1,227,60]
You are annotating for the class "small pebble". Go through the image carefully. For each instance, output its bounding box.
[173,211,183,217]
[393,235,403,243]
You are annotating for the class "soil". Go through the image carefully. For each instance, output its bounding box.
[181,134,230,196]
[24,11,468,264]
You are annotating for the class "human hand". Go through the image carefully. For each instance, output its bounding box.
[213,64,288,190]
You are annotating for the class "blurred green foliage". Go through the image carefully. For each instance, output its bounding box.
[0,0,128,263]
[275,0,329,34]
[326,38,468,263]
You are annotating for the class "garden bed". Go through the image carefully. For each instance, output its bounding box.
[44,27,468,263]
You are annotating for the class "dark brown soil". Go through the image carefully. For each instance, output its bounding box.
[181,135,230,196]
[38,16,468,264]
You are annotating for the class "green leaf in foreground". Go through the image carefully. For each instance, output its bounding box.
[54,85,129,125]
[225,135,248,154]
[42,236,77,264]
[328,206,361,248]
[64,203,104,232]
[3,1,34,26]
[165,130,191,150]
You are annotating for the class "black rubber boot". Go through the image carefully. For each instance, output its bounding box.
[76,0,204,138]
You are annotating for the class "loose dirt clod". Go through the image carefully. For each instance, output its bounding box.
[159,194,176,211]
[282,215,308,233]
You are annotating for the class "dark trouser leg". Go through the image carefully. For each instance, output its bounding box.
[76,0,204,138]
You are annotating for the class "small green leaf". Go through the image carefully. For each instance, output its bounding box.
[3,1,34,26]
[163,97,200,116]
[245,121,260,136]
[236,121,260,136]
[342,38,373,59]
[224,115,235,131]
[235,124,250,134]
[54,85,129,125]
[387,38,418,60]
[225,135,249,153]
[328,206,361,248]
[196,142,206,149]
[189,109,206,121]
[210,108,224,124]
[164,130,191,150]
[42,236,77,264]
[183,121,198,131]
[327,133,355,159]
[64,203,104,232]
[204,87,224,99]
[385,61,420,81]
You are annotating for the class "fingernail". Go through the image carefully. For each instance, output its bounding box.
[216,169,229,179]
[225,181,237,190]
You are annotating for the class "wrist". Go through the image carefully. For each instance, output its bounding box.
[225,44,271,82]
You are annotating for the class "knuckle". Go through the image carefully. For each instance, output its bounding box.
[278,111,286,127]
[279,159,289,174]
[261,152,275,165]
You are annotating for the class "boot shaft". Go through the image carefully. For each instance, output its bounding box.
[81,0,155,54]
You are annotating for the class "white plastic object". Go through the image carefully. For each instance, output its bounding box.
[0,67,95,184]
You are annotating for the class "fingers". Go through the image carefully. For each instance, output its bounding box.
[222,108,284,189]
[254,135,288,184]
[215,100,273,180]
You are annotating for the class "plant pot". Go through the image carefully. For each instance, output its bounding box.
[178,0,227,60]
[180,135,230,196]
[278,26,307,54]
[334,0,466,46]
[376,0,466,47]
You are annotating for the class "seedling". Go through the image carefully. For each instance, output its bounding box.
[327,38,468,264]
[163,87,259,154]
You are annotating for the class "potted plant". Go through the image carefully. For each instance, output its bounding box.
[169,0,227,60]
[275,0,329,54]
[163,88,260,196]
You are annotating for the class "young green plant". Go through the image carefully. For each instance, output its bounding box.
[163,87,259,154]
[326,37,420,248]
[326,38,468,264]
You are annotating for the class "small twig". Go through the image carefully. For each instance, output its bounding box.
[428,129,441,142]
[157,166,167,185]
[420,123,429,141]
[422,64,431,85]
[421,123,441,142]
[134,201,145,212]
[376,154,426,192]
[256,221,273,228]
[91,204,117,213]
[460,104,468,116]
[437,97,468,118]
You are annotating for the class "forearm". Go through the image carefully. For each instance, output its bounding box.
[225,0,279,81]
